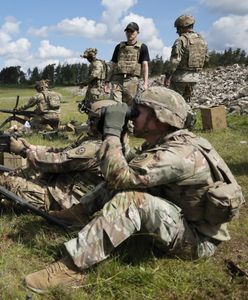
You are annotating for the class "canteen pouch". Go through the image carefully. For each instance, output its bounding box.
[204,181,245,225]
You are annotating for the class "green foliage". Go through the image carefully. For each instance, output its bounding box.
[0,89,247,299]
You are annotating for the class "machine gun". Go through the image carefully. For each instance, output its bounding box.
[0,95,37,130]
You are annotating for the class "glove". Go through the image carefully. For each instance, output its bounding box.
[9,137,27,157]
[103,103,128,138]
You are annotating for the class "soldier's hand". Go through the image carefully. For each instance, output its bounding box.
[9,137,27,157]
[103,103,128,138]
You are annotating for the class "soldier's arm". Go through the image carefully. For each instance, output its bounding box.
[17,95,39,111]
[165,38,184,81]
[99,136,194,190]
[26,141,101,174]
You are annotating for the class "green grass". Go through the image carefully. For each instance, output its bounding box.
[0,87,248,299]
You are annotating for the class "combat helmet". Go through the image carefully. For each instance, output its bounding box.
[136,86,188,129]
[174,15,195,28]
[81,48,97,59]
[35,79,49,91]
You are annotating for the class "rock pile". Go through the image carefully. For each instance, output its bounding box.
[152,64,248,114]
[192,64,248,115]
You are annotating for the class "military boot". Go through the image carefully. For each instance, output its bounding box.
[24,257,85,293]
[49,203,89,228]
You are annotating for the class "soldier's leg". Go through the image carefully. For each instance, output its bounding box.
[0,173,53,211]
[110,77,123,103]
[170,81,186,98]
[65,191,217,270]
[122,77,139,106]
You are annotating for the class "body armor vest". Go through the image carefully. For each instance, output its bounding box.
[115,41,142,76]
[178,32,207,70]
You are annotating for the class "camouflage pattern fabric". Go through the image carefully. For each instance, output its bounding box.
[167,31,208,103]
[63,129,238,269]
[65,190,217,270]
[84,60,107,108]
[170,81,196,103]
[0,138,103,210]
[18,90,61,130]
[110,75,140,105]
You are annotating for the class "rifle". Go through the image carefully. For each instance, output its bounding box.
[0,95,37,130]
[0,186,70,232]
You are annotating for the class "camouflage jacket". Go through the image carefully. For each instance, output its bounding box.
[99,130,233,241]
[88,59,106,85]
[25,137,103,208]
[167,31,208,79]
[19,91,61,114]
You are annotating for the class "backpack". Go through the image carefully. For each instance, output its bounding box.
[193,137,245,225]
[42,91,61,109]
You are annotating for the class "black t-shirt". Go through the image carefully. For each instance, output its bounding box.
[111,42,150,64]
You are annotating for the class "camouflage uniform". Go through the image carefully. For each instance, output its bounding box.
[17,80,61,130]
[65,87,244,270]
[0,137,103,211]
[166,16,208,103]
[81,48,107,108]
[109,23,150,105]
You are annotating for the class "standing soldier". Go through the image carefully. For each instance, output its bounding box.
[105,22,150,106]
[16,79,61,131]
[164,15,208,103]
[80,48,107,109]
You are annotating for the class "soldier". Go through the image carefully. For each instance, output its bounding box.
[24,87,244,293]
[80,48,108,109]
[105,22,150,105]
[16,79,61,131]
[164,15,209,103]
[0,100,116,213]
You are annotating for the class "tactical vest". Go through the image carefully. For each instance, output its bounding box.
[178,32,207,70]
[90,60,107,81]
[169,134,244,224]
[115,41,142,77]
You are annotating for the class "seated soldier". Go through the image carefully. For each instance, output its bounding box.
[24,87,244,293]
[16,80,61,131]
[0,100,117,214]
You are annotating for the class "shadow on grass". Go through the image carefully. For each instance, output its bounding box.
[228,162,248,176]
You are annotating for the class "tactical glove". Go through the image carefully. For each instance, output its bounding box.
[103,103,128,138]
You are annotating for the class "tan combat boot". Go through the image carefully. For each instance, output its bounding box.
[24,257,85,293]
[49,203,89,228]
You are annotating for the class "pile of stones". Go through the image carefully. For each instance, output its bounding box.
[192,64,248,115]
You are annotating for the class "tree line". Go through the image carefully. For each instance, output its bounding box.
[1,47,248,86]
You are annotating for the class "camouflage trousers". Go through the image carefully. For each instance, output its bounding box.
[84,87,103,108]
[65,191,218,270]
[0,173,52,211]
[110,75,140,106]
[31,112,60,131]
[170,81,197,103]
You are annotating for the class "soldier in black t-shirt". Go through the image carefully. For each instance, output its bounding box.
[105,22,150,105]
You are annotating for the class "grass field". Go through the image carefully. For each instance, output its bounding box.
[0,87,247,299]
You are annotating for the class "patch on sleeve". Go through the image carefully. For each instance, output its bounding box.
[66,141,101,158]
[129,153,153,167]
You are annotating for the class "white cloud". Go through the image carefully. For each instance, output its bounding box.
[202,0,248,15]
[57,17,107,39]
[207,15,248,52]
[38,40,74,59]
[1,16,20,35]
[28,26,50,38]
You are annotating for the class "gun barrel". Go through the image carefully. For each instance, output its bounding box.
[0,109,36,118]
[0,186,70,232]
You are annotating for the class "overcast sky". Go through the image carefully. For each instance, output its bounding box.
[1,0,248,72]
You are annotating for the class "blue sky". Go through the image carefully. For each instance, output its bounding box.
[1,0,248,72]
